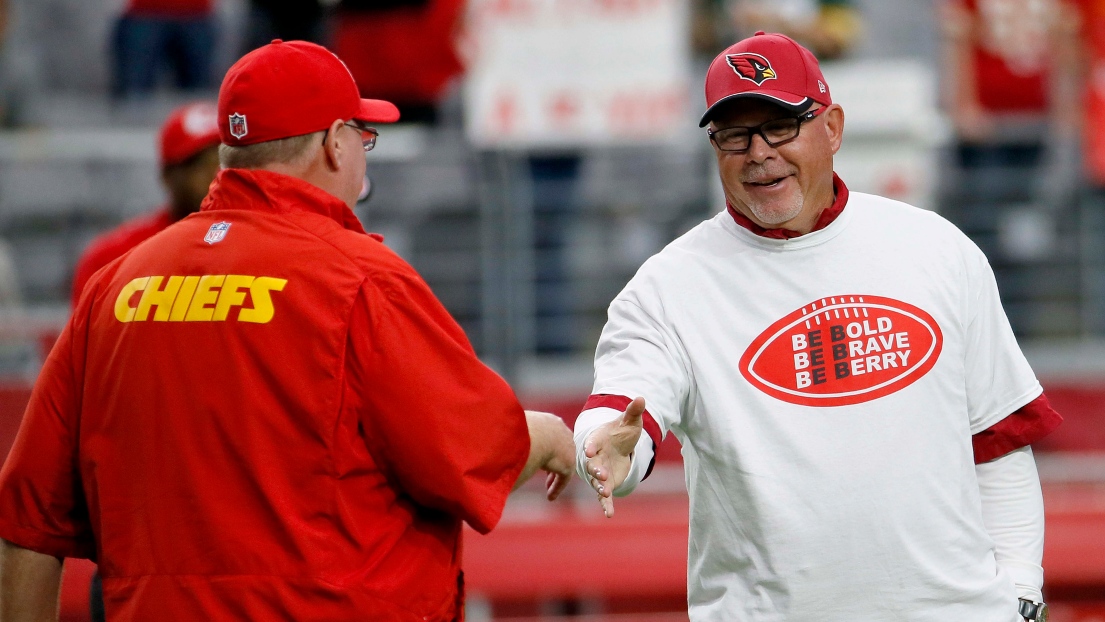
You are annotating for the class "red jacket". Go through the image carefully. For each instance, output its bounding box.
[71,209,174,309]
[0,169,529,621]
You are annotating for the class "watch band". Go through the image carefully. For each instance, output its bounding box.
[1019,598,1048,621]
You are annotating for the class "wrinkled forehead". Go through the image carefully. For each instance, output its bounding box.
[708,97,804,128]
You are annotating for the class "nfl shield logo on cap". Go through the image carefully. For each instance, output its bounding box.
[228,113,248,140]
[204,222,231,245]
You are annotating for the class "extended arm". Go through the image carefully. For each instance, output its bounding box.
[976,447,1045,603]
[0,539,61,622]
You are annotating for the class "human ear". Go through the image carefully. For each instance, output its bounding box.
[322,118,345,171]
[824,105,845,155]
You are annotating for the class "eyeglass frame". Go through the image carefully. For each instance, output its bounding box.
[706,105,828,153]
[321,119,379,152]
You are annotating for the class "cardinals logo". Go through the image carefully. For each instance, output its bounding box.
[727,53,777,86]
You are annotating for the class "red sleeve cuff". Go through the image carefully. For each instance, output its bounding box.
[972,392,1063,464]
[582,394,663,480]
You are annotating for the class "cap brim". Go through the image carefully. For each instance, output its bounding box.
[699,92,812,127]
[354,98,401,124]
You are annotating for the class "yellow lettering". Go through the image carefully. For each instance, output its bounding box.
[136,276,186,322]
[114,277,150,323]
[213,275,254,321]
[185,275,225,322]
[239,277,287,324]
[169,276,200,321]
[115,274,285,323]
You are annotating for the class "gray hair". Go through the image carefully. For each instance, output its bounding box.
[218,131,323,170]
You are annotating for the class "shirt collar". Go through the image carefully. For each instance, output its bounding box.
[201,168,367,235]
[725,172,849,240]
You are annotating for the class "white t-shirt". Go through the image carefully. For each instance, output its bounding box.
[579,190,1040,621]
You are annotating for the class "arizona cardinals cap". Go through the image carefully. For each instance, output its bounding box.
[159,101,221,168]
[700,31,831,127]
[217,39,400,146]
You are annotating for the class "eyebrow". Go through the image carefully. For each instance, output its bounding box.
[714,114,791,130]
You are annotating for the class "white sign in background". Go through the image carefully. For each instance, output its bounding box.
[462,0,693,149]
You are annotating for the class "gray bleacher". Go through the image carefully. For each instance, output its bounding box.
[2,0,1101,383]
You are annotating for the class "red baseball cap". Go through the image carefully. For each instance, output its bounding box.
[700,32,831,127]
[217,39,400,146]
[160,101,221,168]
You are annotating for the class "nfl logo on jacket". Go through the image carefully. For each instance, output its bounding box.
[204,222,231,245]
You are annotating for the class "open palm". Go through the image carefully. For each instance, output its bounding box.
[581,397,646,517]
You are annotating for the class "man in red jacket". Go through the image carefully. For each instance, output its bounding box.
[0,40,574,621]
[71,101,221,307]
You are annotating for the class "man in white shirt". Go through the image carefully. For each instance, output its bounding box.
[575,32,1061,621]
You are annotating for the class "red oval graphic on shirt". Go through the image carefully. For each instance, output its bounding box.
[739,295,943,407]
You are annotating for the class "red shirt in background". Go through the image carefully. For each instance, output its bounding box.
[334,0,465,107]
[125,0,211,17]
[71,209,174,309]
[963,0,1058,112]
[0,169,529,621]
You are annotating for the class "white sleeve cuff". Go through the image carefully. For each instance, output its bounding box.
[614,427,655,496]
[573,407,655,497]
[975,446,1045,602]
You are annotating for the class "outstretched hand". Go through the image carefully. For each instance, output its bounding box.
[582,397,645,518]
[515,410,576,501]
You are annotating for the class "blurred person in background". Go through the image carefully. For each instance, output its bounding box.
[111,0,217,98]
[1078,0,1105,332]
[71,101,221,308]
[0,40,573,621]
[941,0,1083,199]
[730,0,862,59]
[332,0,465,124]
[693,0,862,62]
[577,32,1061,621]
[1082,0,1105,188]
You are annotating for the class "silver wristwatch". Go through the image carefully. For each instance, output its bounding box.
[1019,598,1049,621]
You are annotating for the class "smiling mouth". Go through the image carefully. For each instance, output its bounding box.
[745,176,787,187]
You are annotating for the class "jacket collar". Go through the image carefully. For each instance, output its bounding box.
[201,168,367,234]
[726,172,849,240]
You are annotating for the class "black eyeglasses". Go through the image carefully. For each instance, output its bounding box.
[322,120,379,152]
[707,106,827,153]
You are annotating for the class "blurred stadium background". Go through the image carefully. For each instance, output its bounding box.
[1,0,1105,619]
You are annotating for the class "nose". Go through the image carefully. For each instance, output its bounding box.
[745,132,775,163]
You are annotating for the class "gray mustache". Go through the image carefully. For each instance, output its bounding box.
[740,165,795,184]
